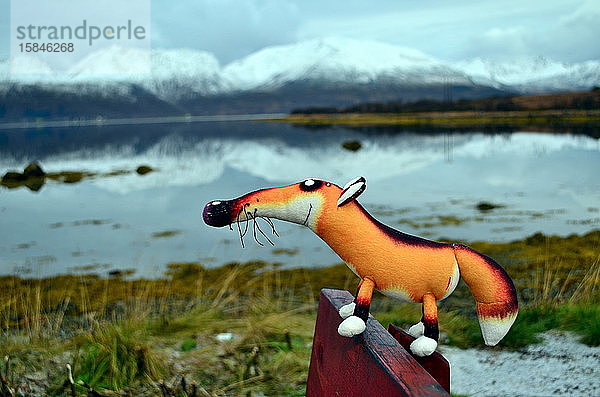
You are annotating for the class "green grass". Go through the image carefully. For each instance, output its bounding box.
[559,305,600,346]
[180,337,197,352]
[0,231,598,394]
[74,323,163,391]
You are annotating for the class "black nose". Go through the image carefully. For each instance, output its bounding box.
[203,200,234,227]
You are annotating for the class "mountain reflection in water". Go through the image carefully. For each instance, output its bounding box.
[0,121,598,277]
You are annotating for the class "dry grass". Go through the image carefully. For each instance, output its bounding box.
[0,263,317,396]
[530,255,600,306]
[276,109,600,128]
[1,231,599,394]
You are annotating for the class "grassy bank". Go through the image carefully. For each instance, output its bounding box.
[275,109,600,129]
[280,90,600,131]
[1,230,598,396]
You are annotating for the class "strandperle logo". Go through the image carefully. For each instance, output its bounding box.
[10,0,150,75]
[14,20,147,46]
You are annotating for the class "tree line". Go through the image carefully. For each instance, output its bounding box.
[292,88,600,114]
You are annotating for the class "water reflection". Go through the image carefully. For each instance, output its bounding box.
[0,122,598,277]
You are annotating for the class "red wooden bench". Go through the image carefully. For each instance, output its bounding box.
[307,288,450,397]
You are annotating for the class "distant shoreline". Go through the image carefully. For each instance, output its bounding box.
[273,109,600,127]
[3,110,598,131]
[0,113,288,131]
[272,90,600,133]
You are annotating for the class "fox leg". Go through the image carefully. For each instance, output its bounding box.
[409,293,439,357]
[338,278,375,337]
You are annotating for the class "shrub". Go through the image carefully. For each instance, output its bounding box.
[75,324,163,390]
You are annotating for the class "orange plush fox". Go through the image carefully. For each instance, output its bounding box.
[203,177,518,356]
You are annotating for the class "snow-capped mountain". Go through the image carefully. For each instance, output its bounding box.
[222,37,472,91]
[455,56,600,92]
[142,48,227,99]
[1,37,598,121]
[2,38,598,96]
[1,46,228,100]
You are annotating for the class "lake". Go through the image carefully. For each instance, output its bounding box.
[1,120,598,277]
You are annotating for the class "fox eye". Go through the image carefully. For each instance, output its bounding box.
[300,178,323,191]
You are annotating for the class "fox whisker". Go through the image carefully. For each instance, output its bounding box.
[260,216,279,237]
[234,205,278,247]
[251,211,264,246]
[252,209,275,246]
[235,204,251,248]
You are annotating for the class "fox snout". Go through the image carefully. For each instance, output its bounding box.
[203,200,236,227]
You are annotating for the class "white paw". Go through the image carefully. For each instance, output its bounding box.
[407,322,425,338]
[409,336,438,357]
[339,302,356,319]
[337,315,366,337]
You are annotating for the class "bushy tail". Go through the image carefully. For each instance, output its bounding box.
[453,244,518,346]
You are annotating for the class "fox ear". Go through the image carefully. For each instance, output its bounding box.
[337,176,367,207]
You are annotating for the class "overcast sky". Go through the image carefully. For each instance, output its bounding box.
[1,0,599,64]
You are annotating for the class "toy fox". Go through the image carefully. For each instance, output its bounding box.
[202,177,518,356]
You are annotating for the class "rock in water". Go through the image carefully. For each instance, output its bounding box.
[23,162,46,178]
[136,165,154,175]
[342,140,362,152]
[1,162,46,191]
[2,171,26,183]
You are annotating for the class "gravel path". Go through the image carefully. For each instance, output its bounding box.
[440,332,600,396]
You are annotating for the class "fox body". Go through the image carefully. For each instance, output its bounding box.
[203,177,518,356]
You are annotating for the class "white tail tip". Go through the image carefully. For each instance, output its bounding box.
[479,312,518,346]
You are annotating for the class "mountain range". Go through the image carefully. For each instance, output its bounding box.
[1,37,599,121]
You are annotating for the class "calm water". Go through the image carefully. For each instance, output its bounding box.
[1,121,598,277]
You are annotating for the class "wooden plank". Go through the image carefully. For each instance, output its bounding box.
[306,289,450,397]
[388,324,451,393]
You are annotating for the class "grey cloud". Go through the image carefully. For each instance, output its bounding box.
[550,0,600,61]
[151,0,302,64]
[1,0,597,64]
[453,0,600,62]
[0,0,8,60]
